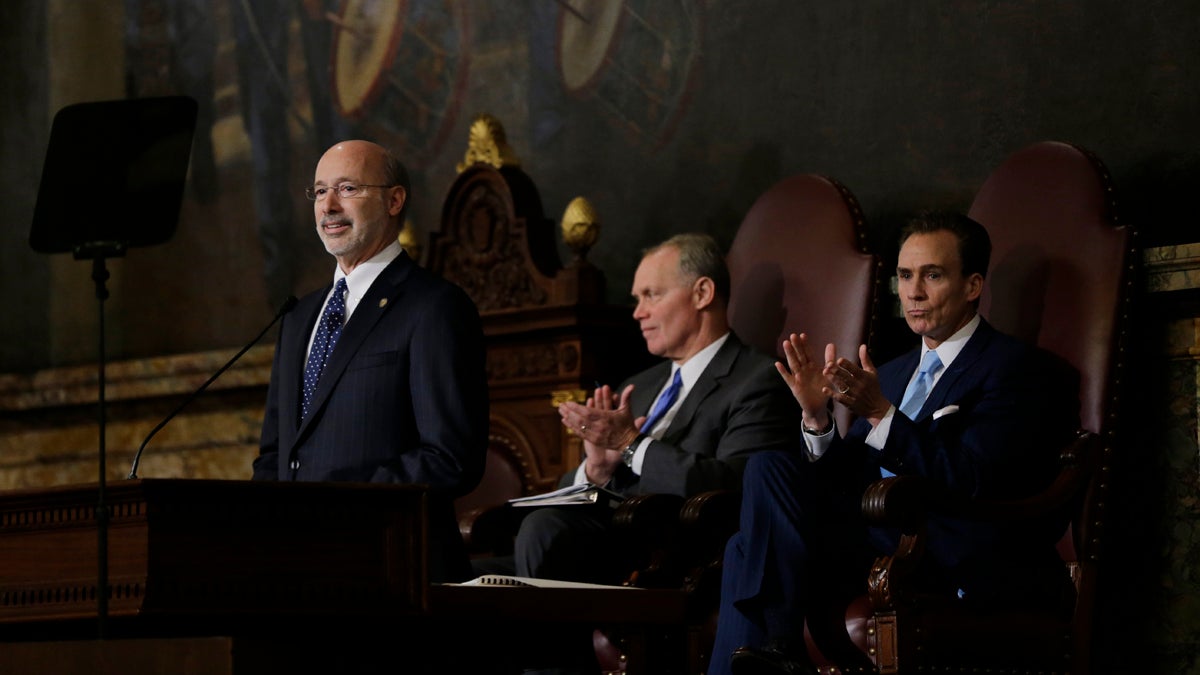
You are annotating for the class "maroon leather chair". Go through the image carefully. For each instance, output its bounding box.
[726,174,881,432]
[677,174,881,674]
[820,142,1136,675]
[454,432,536,555]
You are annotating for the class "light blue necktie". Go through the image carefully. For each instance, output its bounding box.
[301,278,347,420]
[640,368,683,434]
[899,349,943,420]
[882,349,943,477]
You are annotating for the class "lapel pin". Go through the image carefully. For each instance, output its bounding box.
[378,298,388,308]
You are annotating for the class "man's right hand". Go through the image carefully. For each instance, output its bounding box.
[559,384,645,485]
[776,333,836,430]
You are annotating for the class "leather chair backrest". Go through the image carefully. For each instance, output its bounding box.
[969,142,1135,602]
[454,437,528,515]
[969,141,1132,436]
[727,174,879,432]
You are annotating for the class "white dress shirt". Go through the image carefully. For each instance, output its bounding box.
[574,332,731,483]
[804,313,981,459]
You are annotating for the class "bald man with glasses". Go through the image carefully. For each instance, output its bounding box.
[253,140,488,583]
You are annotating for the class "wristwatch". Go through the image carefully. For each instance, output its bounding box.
[803,417,834,435]
[621,434,646,467]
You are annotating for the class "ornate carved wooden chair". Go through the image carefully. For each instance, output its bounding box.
[674,174,880,674]
[821,141,1136,674]
[426,115,650,553]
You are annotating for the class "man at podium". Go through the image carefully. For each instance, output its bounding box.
[253,140,489,582]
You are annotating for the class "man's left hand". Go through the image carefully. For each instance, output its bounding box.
[559,383,642,451]
[826,344,892,425]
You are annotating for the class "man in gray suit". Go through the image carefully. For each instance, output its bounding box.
[515,233,800,582]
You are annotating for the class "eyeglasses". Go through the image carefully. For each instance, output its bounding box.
[304,183,396,201]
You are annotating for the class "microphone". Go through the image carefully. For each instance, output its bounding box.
[127,295,298,479]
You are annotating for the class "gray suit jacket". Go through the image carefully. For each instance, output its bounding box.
[563,333,801,497]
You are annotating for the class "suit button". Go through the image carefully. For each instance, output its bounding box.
[289,459,300,470]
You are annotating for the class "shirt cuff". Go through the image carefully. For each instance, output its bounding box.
[864,405,897,451]
[802,420,836,460]
[628,435,653,475]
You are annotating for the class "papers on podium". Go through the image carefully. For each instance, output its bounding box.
[506,482,625,509]
[460,575,638,589]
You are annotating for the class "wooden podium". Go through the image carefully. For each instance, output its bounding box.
[0,479,429,636]
[0,480,689,674]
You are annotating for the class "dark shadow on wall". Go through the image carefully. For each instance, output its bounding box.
[1120,152,1200,248]
[0,2,50,373]
[706,142,784,251]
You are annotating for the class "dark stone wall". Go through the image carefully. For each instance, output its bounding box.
[1,2,49,369]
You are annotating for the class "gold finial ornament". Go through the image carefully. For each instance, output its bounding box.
[456,113,520,172]
[398,219,422,263]
[561,196,600,262]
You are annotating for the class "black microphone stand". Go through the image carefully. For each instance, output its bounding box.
[128,295,297,480]
[76,241,128,641]
[28,95,199,643]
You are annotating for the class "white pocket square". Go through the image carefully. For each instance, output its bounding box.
[932,405,960,420]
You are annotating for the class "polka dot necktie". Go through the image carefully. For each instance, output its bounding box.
[301,278,347,420]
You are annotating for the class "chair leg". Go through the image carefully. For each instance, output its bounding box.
[868,613,897,674]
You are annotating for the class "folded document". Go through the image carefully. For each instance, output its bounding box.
[460,575,638,589]
[507,482,625,509]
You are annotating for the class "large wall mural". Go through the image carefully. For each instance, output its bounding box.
[111,0,704,321]
[554,0,701,147]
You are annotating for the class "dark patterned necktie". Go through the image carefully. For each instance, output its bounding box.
[301,278,347,419]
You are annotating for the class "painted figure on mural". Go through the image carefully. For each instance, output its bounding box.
[124,0,352,308]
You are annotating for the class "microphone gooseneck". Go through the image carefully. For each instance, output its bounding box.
[127,295,298,479]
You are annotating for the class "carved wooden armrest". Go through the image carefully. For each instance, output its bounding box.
[960,431,1097,522]
[863,431,1096,611]
[863,431,1095,529]
[611,493,686,588]
[458,502,527,556]
[679,489,741,534]
[861,476,935,611]
[674,489,742,611]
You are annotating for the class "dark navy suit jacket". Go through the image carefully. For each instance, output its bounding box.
[254,251,488,580]
[822,318,1079,602]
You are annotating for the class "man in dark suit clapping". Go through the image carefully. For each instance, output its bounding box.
[712,213,1079,675]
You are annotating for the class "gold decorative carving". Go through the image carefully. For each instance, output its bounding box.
[551,389,587,439]
[486,344,560,383]
[550,389,587,408]
[438,184,549,311]
[561,196,600,262]
[398,219,422,263]
[560,343,580,373]
[456,113,520,172]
